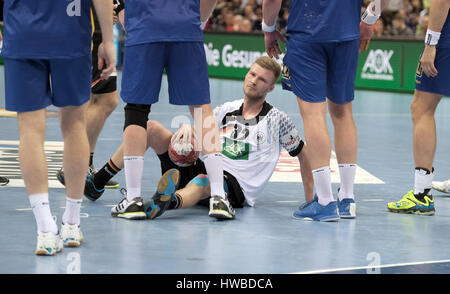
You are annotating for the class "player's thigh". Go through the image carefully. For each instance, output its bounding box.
[282,38,328,103]
[49,56,91,108]
[121,43,165,105]
[326,39,359,105]
[4,58,52,112]
[415,47,450,98]
[165,42,211,106]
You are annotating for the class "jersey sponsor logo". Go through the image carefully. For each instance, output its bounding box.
[361,49,394,81]
[222,137,250,160]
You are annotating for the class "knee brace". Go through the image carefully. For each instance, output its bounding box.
[123,103,151,131]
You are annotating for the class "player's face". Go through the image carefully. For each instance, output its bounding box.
[243,64,275,100]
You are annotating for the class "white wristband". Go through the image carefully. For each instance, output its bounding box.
[262,20,276,32]
[425,29,441,46]
[361,2,380,25]
[200,19,208,30]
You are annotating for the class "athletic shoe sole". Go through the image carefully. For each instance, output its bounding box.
[145,169,180,219]
[387,207,435,216]
[209,210,235,220]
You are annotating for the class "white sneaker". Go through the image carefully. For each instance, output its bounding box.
[209,196,235,220]
[432,180,450,194]
[60,223,84,247]
[111,197,146,220]
[35,231,63,256]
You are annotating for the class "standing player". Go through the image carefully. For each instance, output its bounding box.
[56,1,124,191]
[262,0,391,221]
[1,0,115,255]
[110,0,234,220]
[388,0,450,215]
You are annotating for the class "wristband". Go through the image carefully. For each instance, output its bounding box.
[262,20,276,32]
[361,2,380,25]
[425,29,441,46]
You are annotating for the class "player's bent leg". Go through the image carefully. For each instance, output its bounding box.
[146,120,173,155]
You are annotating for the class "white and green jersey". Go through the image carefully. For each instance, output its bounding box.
[213,99,304,206]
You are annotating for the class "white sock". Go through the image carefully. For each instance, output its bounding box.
[124,156,144,201]
[414,168,433,195]
[203,152,226,198]
[338,164,356,201]
[29,193,58,234]
[62,197,82,226]
[312,166,334,206]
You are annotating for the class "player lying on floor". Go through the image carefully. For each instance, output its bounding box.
[84,56,315,219]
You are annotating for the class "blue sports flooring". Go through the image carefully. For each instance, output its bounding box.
[1,69,450,274]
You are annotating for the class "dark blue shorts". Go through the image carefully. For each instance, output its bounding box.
[282,37,359,104]
[415,47,450,97]
[4,56,91,112]
[121,42,211,106]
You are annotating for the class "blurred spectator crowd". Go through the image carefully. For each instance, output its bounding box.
[205,0,433,39]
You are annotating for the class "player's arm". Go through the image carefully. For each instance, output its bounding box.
[359,0,392,53]
[92,0,116,79]
[420,0,450,77]
[262,0,286,59]
[296,144,314,203]
[200,0,217,30]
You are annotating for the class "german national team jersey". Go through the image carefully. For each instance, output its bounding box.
[2,0,93,59]
[438,10,450,48]
[124,0,203,46]
[214,100,304,206]
[286,0,361,42]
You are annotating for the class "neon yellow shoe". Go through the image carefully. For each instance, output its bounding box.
[387,190,435,215]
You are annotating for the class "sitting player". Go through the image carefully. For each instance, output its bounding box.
[86,56,315,219]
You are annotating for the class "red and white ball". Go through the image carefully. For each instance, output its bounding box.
[168,137,199,167]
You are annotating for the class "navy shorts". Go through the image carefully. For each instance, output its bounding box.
[415,47,450,97]
[282,37,359,104]
[121,42,211,106]
[4,56,91,112]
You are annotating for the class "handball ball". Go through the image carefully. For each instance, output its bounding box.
[168,137,199,167]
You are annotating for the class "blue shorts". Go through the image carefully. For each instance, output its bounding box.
[282,38,359,104]
[415,47,450,97]
[4,56,91,112]
[121,42,211,106]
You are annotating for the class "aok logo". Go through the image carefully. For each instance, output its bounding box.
[361,49,394,81]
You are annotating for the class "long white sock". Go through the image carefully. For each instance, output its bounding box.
[338,164,356,201]
[312,166,334,206]
[414,168,433,195]
[124,156,144,201]
[29,193,58,234]
[203,152,226,198]
[62,197,82,226]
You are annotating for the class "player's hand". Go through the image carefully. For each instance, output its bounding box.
[359,21,374,53]
[113,4,119,24]
[420,45,438,78]
[97,41,116,80]
[264,30,286,59]
[172,124,194,146]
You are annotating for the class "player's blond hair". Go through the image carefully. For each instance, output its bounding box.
[253,56,281,85]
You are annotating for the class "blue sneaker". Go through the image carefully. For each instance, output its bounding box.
[337,198,356,219]
[293,198,340,222]
[144,168,180,220]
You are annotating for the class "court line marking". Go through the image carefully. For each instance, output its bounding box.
[290,259,450,274]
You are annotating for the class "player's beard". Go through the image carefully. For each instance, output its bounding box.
[243,85,266,102]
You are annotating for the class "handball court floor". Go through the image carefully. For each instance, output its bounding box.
[1,70,450,275]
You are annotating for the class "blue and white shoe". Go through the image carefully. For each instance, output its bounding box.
[338,198,356,219]
[293,198,340,222]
